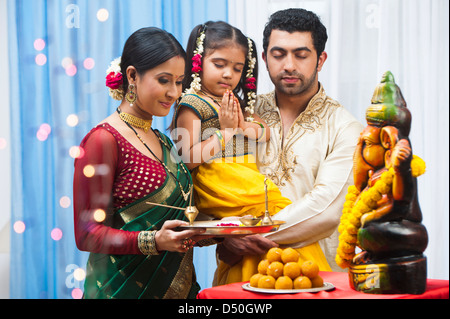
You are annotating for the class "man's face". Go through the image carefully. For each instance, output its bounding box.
[263,30,326,96]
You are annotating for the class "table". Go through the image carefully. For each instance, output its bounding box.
[197,271,449,299]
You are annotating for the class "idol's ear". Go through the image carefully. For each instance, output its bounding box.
[380,126,399,150]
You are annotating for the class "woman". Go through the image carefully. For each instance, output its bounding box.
[73,27,207,299]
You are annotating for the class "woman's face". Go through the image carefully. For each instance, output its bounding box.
[131,55,185,118]
[200,44,246,97]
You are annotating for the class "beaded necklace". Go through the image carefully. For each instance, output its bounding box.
[200,90,223,108]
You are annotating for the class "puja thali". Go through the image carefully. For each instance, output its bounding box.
[176,220,285,236]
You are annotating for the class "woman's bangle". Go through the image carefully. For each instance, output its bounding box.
[252,121,266,142]
[138,230,160,255]
[214,130,225,151]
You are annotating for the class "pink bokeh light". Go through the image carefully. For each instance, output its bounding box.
[34,38,46,51]
[83,57,95,70]
[51,228,63,241]
[65,64,78,76]
[13,221,26,234]
[35,53,47,66]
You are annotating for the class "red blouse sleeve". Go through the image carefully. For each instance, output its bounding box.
[73,127,142,255]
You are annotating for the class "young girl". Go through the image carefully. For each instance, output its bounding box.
[172,21,330,285]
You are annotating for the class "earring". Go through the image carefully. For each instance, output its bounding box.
[125,84,137,107]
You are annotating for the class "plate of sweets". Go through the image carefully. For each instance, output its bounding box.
[242,247,335,294]
[176,217,285,236]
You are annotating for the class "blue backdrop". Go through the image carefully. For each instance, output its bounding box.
[8,0,227,299]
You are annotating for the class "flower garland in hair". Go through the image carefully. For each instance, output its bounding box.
[183,27,206,95]
[105,57,124,100]
[245,38,257,121]
[335,155,426,269]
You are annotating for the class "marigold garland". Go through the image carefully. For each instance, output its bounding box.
[335,155,426,269]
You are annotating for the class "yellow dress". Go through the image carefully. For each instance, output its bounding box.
[176,94,331,285]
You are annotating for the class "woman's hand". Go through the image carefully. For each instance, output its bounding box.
[154,220,206,253]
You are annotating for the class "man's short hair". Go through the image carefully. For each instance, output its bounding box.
[263,8,328,58]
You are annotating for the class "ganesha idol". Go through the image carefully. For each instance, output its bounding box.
[336,71,428,294]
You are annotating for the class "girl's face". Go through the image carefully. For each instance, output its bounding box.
[131,56,185,118]
[201,44,246,97]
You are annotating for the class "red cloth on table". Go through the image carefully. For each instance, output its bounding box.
[197,271,449,299]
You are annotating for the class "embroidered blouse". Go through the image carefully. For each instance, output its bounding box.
[73,123,167,255]
[177,94,252,160]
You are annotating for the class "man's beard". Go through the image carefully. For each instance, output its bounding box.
[270,68,317,96]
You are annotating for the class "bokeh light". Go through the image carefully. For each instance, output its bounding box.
[97,8,109,22]
[69,146,85,159]
[40,123,51,135]
[66,114,79,127]
[93,209,106,222]
[51,228,63,241]
[59,196,71,208]
[36,123,51,141]
[73,268,86,281]
[95,164,110,175]
[35,53,47,66]
[83,165,95,178]
[34,38,46,51]
[36,130,47,141]
[61,57,73,69]
[83,57,95,70]
[71,288,83,299]
[0,137,7,150]
[65,64,77,76]
[13,221,26,234]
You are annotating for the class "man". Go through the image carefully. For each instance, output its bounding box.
[216,8,363,276]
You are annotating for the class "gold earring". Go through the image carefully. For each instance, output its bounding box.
[125,84,137,107]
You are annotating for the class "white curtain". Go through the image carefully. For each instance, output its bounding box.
[228,0,449,280]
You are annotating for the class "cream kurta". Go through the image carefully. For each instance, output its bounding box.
[255,85,364,271]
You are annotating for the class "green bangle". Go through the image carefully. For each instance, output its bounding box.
[214,130,225,151]
[252,121,264,129]
[252,121,265,141]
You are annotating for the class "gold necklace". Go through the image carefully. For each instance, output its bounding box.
[118,109,153,133]
[116,108,191,201]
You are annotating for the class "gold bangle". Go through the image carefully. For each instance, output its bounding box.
[214,130,225,151]
[138,230,159,255]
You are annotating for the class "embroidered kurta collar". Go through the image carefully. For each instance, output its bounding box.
[268,83,327,122]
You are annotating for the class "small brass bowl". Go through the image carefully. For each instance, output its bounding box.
[239,217,261,226]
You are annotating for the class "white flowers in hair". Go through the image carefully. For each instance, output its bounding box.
[105,57,124,101]
[194,31,206,56]
[244,38,257,121]
[107,57,122,74]
[183,29,206,95]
